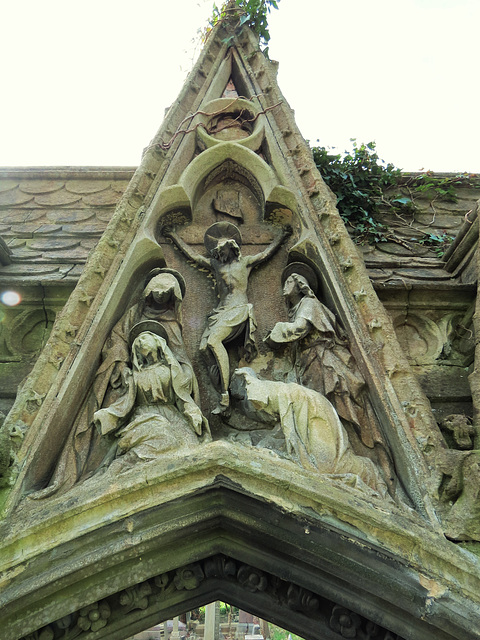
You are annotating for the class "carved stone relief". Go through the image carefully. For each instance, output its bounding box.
[390,306,474,422]
[22,143,399,505]
[433,414,480,541]
[18,97,398,506]
[263,263,396,496]
[30,269,209,498]
[163,221,290,414]
[19,554,406,640]
[392,311,473,367]
[230,368,387,496]
[0,298,61,414]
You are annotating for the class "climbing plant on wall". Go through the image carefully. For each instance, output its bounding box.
[312,141,398,245]
[312,140,474,255]
[208,0,280,50]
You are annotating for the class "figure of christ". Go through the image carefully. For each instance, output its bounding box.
[163,221,291,414]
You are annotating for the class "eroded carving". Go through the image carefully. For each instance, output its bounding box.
[164,221,290,415]
[436,415,480,541]
[440,414,475,451]
[93,330,209,471]
[265,263,393,491]
[19,554,405,640]
[230,368,387,496]
[119,582,152,612]
[31,268,206,498]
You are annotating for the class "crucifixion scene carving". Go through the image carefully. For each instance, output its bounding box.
[0,5,479,640]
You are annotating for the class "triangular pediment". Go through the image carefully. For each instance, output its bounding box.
[1,10,479,640]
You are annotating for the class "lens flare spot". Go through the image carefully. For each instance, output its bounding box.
[1,290,22,306]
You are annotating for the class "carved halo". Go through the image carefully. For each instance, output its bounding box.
[204,222,242,253]
[143,268,186,298]
[282,262,319,295]
[128,321,169,349]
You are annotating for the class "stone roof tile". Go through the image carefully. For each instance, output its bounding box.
[42,247,89,261]
[34,190,82,206]
[64,180,111,194]
[109,180,131,193]
[95,210,115,222]
[65,264,85,278]
[82,187,123,207]
[0,189,34,207]
[0,210,47,224]
[6,238,26,248]
[11,246,44,259]
[45,209,95,224]
[0,263,61,276]
[29,238,80,251]
[80,238,99,251]
[10,224,43,238]
[19,180,64,194]
[33,224,63,235]
[60,222,107,235]
[0,180,18,193]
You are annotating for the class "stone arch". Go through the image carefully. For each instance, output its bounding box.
[3,443,474,640]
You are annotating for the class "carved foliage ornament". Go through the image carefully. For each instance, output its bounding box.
[20,555,404,640]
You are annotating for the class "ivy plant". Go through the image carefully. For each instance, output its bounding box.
[311,140,471,256]
[208,0,280,51]
[312,140,400,245]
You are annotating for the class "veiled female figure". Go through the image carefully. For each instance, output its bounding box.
[94,328,210,469]
[31,268,201,498]
[266,264,375,448]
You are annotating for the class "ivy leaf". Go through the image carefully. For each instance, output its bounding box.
[391,196,411,205]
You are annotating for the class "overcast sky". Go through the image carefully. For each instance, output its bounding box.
[1,0,478,172]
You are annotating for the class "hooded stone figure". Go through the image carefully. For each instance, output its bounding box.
[265,262,396,494]
[93,330,209,470]
[30,268,202,498]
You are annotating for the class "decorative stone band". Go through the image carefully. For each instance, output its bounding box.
[20,554,405,640]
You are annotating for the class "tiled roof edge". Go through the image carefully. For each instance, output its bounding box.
[0,167,137,179]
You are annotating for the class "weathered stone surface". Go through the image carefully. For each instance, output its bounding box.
[19,180,64,194]
[0,15,479,640]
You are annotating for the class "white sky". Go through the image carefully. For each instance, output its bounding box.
[0,0,478,172]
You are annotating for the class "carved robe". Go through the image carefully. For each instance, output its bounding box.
[268,295,376,448]
[231,369,386,495]
[31,274,200,498]
[94,334,209,469]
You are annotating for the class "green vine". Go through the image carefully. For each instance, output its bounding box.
[312,141,398,245]
[312,141,477,256]
[208,0,280,51]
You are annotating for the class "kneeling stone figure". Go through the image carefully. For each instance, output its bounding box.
[230,368,386,496]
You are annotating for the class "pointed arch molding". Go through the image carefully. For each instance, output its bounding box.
[1,443,479,640]
[0,471,474,639]
[1,14,480,640]
[148,142,297,226]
